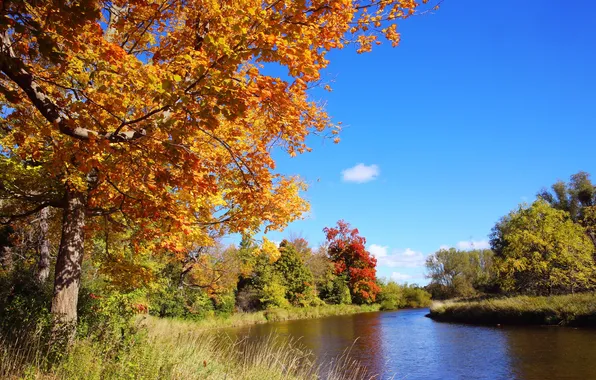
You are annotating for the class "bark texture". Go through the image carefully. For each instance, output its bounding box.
[37,207,51,283]
[51,189,87,325]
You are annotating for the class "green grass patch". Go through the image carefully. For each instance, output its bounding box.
[143,303,381,332]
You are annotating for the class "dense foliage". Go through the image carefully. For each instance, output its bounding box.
[491,200,595,295]
[1,220,427,331]
[425,248,496,299]
[426,171,596,299]
[377,280,431,310]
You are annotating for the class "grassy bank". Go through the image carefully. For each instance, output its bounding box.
[428,292,596,327]
[150,303,381,331]
[1,304,381,379]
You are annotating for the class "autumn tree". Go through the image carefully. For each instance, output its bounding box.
[490,200,596,295]
[0,0,434,328]
[323,220,379,304]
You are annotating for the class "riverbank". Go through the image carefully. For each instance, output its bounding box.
[427,292,596,327]
[141,303,382,332]
[1,304,381,379]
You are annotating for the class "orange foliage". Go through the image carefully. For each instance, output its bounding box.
[0,0,434,259]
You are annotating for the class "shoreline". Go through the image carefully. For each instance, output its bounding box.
[141,303,383,332]
[426,293,596,327]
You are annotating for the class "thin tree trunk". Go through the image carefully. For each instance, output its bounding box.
[0,245,12,271]
[51,188,87,331]
[37,207,51,283]
[0,225,13,271]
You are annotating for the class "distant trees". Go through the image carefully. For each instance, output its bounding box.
[490,200,595,295]
[324,221,380,304]
[377,280,431,310]
[425,248,496,299]
[537,171,595,221]
[426,172,596,299]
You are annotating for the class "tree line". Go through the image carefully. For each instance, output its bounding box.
[425,171,596,299]
[0,217,430,335]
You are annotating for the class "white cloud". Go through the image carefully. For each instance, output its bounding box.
[456,240,490,250]
[341,163,380,183]
[369,245,426,268]
[391,272,412,282]
[369,244,388,258]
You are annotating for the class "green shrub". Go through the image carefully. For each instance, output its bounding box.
[377,281,405,310]
[320,275,352,305]
[0,266,53,341]
[148,286,214,320]
[260,277,290,309]
[403,286,432,308]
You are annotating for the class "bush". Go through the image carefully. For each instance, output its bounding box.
[213,291,236,316]
[260,278,290,309]
[320,275,352,305]
[77,288,144,344]
[403,286,432,308]
[236,285,261,312]
[377,281,405,310]
[0,266,53,341]
[147,286,215,320]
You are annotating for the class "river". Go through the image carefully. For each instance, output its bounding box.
[222,308,596,379]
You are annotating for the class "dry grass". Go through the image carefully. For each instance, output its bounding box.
[1,306,381,379]
[428,292,596,326]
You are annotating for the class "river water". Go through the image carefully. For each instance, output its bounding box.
[222,308,596,379]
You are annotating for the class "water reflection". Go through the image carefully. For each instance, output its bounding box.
[224,312,386,376]
[221,309,596,379]
[505,326,596,380]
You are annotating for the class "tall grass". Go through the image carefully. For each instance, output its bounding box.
[428,292,596,326]
[1,310,378,379]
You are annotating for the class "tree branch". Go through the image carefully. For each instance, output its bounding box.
[0,203,51,224]
[0,30,147,143]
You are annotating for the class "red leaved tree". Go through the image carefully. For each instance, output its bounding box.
[323,220,380,304]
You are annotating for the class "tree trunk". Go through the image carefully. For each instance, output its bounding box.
[51,188,87,329]
[37,207,51,283]
[178,261,195,289]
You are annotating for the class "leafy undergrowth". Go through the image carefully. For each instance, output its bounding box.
[428,292,596,326]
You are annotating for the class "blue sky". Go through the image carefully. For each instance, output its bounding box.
[239,0,596,284]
